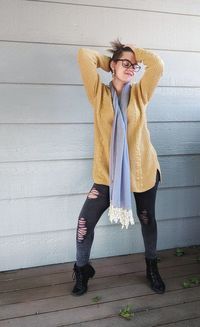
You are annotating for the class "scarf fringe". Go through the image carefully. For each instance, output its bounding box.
[108,203,135,229]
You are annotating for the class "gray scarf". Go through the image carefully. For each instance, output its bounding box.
[108,81,135,229]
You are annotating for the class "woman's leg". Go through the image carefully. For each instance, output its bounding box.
[72,183,109,295]
[133,171,160,259]
[76,183,110,267]
[133,171,165,294]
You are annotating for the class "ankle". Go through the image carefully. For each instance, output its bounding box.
[145,257,165,294]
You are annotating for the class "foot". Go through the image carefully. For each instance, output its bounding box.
[71,263,95,296]
[145,257,165,294]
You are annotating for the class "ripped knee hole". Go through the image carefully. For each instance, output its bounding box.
[139,209,149,225]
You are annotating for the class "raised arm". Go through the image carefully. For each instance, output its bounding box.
[77,48,110,107]
[128,46,164,105]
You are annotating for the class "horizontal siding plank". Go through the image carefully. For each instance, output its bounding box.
[0,160,92,199]
[0,156,200,199]
[1,43,200,87]
[0,85,91,123]
[0,124,93,162]
[0,217,199,271]
[0,1,200,50]
[0,85,200,123]
[0,123,199,162]
[35,0,200,16]
[147,87,200,122]
[1,186,200,236]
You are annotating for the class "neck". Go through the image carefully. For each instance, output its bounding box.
[111,78,125,96]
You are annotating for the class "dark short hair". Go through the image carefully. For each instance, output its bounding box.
[108,39,133,70]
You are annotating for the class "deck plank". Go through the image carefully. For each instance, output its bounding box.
[0,293,200,327]
[158,317,200,327]
[0,277,200,320]
[0,247,199,326]
[0,250,199,293]
[0,260,199,294]
[0,262,199,306]
[0,246,199,281]
[63,301,200,327]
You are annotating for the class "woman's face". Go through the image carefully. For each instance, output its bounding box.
[111,51,137,84]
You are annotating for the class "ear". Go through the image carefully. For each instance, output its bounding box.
[110,60,116,73]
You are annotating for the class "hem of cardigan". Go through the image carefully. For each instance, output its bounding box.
[92,178,110,188]
[92,167,161,193]
[130,168,161,193]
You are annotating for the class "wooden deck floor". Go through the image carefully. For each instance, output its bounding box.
[0,246,200,327]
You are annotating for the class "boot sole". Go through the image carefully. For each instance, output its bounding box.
[146,276,166,294]
[71,287,88,296]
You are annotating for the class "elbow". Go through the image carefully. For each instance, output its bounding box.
[150,52,164,76]
[149,57,164,78]
[156,56,164,76]
[77,48,85,63]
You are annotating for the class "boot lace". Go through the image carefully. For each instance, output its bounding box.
[72,268,83,289]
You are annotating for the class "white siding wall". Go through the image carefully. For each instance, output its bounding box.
[0,0,200,271]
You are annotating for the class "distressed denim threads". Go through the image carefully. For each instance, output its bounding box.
[76,172,160,267]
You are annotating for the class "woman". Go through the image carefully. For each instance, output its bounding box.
[72,40,165,296]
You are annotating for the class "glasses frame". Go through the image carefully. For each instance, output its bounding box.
[116,59,141,72]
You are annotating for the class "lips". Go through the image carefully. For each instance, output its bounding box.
[125,72,134,77]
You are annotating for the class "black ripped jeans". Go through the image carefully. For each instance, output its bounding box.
[76,171,160,267]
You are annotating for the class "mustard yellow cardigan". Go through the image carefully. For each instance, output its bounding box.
[78,46,164,192]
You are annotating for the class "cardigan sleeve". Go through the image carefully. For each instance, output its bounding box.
[128,46,164,106]
[77,48,110,107]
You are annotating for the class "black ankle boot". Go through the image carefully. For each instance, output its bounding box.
[71,263,95,296]
[145,257,165,294]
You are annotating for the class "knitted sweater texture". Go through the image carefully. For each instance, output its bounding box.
[78,46,164,192]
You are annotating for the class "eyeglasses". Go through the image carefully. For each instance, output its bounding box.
[116,59,141,72]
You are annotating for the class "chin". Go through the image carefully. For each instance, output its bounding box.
[124,78,132,83]
[123,75,133,82]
